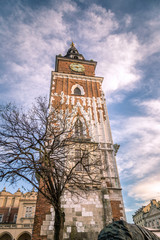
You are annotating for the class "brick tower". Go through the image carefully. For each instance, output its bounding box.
[32,43,126,240]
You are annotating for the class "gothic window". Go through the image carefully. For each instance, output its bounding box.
[74,87,81,95]
[25,207,32,218]
[71,84,85,95]
[75,119,83,136]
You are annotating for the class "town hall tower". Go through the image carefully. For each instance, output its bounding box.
[32,43,126,240]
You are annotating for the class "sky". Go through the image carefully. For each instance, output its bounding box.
[0,0,160,223]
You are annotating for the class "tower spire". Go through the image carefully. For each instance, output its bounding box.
[70,41,75,47]
[64,43,85,60]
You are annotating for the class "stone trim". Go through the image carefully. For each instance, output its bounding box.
[71,84,85,95]
[52,71,103,83]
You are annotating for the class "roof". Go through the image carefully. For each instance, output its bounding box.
[64,42,85,60]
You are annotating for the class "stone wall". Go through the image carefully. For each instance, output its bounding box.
[36,191,107,240]
[33,189,125,240]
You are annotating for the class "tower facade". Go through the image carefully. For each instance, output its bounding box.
[32,43,125,240]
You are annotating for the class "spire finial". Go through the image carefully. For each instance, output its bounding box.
[71,41,75,47]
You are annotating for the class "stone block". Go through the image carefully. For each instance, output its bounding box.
[76,211,82,216]
[67,226,71,233]
[90,220,95,225]
[49,220,54,225]
[46,215,52,221]
[77,226,84,232]
[96,204,103,208]
[76,221,83,227]
[43,220,50,226]
[47,234,54,240]
[48,225,54,230]
[50,207,54,212]
[82,211,93,217]
[104,194,109,199]
[40,230,47,236]
[41,225,48,231]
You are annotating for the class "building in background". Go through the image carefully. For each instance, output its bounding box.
[32,43,126,240]
[0,187,37,240]
[133,199,160,229]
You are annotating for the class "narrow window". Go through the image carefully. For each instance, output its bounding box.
[74,87,81,95]
[0,214,3,223]
[13,214,17,223]
[25,207,32,218]
[75,119,83,137]
[83,150,89,171]
[75,149,83,171]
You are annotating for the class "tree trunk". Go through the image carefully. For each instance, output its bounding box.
[54,208,65,240]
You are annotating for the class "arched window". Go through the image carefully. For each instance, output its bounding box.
[74,87,81,95]
[75,119,83,136]
[71,84,85,95]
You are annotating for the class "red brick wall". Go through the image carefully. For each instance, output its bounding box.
[53,76,101,98]
[110,200,123,221]
[57,59,96,76]
[32,192,50,240]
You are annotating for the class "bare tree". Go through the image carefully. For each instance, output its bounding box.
[0,97,100,240]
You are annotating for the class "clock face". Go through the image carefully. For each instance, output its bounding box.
[70,63,85,72]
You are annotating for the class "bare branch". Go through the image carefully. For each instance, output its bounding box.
[0,97,101,240]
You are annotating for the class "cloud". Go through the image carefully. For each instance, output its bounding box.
[1,1,160,107]
[99,33,142,93]
[125,208,135,213]
[141,13,160,58]
[116,116,160,178]
[0,2,74,105]
[137,99,160,117]
[123,14,132,27]
[77,4,119,42]
[73,4,143,95]
[112,99,160,201]
[129,175,160,201]
[2,1,159,106]
[107,93,126,104]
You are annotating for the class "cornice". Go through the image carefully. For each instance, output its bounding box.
[51,71,103,83]
[56,55,97,65]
